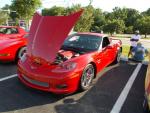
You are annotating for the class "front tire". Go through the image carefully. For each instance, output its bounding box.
[79,64,95,91]
[113,48,122,64]
[15,46,27,62]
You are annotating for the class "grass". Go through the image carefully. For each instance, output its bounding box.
[122,45,150,61]
[113,34,150,39]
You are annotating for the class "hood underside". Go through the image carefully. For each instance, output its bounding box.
[27,10,83,63]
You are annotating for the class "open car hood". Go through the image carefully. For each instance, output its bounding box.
[27,10,83,63]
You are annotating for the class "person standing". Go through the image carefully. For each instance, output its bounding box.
[128,30,141,57]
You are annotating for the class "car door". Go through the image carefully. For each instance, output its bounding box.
[94,37,109,72]
[101,37,112,66]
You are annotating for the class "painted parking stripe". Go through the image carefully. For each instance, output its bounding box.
[0,74,17,82]
[110,63,142,113]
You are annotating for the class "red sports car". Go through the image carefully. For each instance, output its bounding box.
[0,26,27,62]
[18,10,122,94]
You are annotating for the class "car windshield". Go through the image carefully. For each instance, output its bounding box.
[62,34,102,53]
[0,27,18,34]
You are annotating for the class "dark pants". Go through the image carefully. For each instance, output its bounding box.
[128,46,134,57]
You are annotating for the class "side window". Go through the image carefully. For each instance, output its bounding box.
[5,28,18,34]
[102,37,110,48]
[11,28,18,34]
[5,28,12,34]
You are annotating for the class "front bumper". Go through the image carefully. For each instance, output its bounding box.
[0,49,15,61]
[18,64,81,94]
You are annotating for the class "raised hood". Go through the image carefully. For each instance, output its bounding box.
[27,10,83,63]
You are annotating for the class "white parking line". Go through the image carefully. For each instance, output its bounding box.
[0,74,17,82]
[110,63,142,113]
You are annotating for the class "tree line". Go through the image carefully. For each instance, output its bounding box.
[42,5,150,37]
[0,0,150,37]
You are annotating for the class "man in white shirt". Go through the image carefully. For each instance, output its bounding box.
[128,30,141,57]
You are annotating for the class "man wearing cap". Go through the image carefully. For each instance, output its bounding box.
[128,30,141,57]
[131,42,148,62]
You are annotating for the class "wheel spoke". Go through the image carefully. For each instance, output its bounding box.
[80,65,95,90]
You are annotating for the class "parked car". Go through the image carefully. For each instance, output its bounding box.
[143,57,150,112]
[18,32,122,94]
[17,11,122,94]
[0,26,28,62]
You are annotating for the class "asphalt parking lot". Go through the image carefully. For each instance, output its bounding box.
[0,60,148,113]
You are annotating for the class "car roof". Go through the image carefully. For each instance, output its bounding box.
[77,32,105,37]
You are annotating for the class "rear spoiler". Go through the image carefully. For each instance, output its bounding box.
[109,37,122,45]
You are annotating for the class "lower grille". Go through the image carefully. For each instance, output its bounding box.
[22,74,49,88]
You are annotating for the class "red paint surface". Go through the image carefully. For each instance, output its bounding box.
[28,10,83,62]
[0,26,27,61]
[18,10,122,94]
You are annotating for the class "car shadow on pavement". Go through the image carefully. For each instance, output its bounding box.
[54,62,145,113]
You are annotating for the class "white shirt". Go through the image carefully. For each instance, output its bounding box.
[130,34,141,47]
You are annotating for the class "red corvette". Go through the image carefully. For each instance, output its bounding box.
[18,10,122,94]
[0,26,27,62]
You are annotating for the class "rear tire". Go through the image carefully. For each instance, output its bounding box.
[15,46,27,62]
[113,48,122,64]
[79,64,95,91]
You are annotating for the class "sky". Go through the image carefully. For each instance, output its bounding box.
[0,0,150,12]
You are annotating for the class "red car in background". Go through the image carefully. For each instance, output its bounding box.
[18,10,122,94]
[0,26,27,62]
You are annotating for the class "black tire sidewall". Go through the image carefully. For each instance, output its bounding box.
[15,46,26,62]
[114,49,122,64]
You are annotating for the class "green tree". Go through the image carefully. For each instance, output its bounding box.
[42,6,66,16]
[1,5,10,25]
[125,26,133,34]
[91,8,106,32]
[2,4,10,10]
[2,4,19,25]
[104,19,125,35]
[135,16,150,38]
[142,8,150,16]
[0,11,8,25]
[125,8,140,27]
[67,5,94,32]
[58,4,94,32]
[104,11,114,21]
[10,0,41,29]
[112,7,127,20]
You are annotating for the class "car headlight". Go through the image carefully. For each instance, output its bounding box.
[60,62,77,70]
[52,62,77,72]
